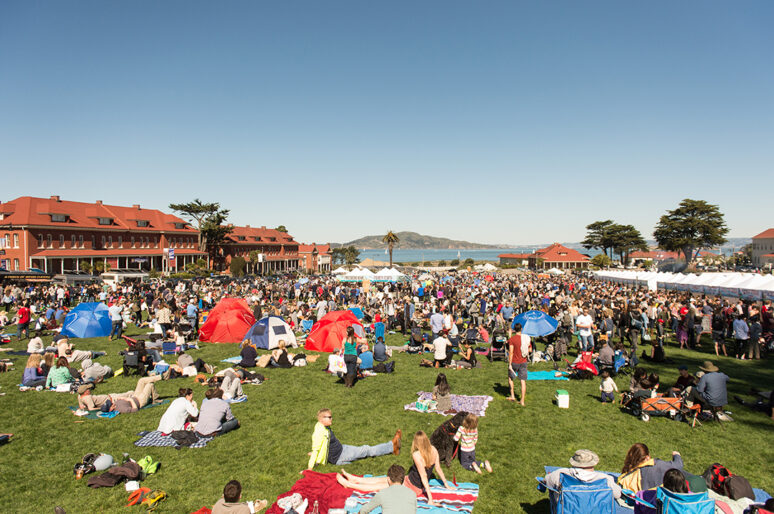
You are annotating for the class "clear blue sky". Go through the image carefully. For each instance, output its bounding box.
[1,1,772,245]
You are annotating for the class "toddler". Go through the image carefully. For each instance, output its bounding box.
[599,370,618,403]
[453,413,492,474]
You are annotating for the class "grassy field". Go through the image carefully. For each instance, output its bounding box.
[1,326,772,513]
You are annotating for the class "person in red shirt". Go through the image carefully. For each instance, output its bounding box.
[17,303,31,340]
[507,322,531,406]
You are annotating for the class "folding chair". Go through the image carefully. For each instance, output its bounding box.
[162,341,177,355]
[301,319,314,333]
[373,322,385,341]
[655,486,715,514]
[536,473,617,514]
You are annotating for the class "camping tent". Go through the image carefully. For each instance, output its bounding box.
[243,315,298,349]
[199,298,256,343]
[60,302,112,339]
[305,310,364,353]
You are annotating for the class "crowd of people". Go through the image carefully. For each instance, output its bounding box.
[2,267,773,512]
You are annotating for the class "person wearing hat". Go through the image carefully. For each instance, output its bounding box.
[76,383,132,411]
[685,361,729,410]
[544,449,621,498]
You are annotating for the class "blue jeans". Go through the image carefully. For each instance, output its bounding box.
[334,441,393,465]
[579,334,594,352]
[218,418,240,435]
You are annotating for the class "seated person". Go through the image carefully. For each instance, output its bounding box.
[80,358,113,383]
[196,388,240,437]
[618,443,683,493]
[545,449,621,499]
[662,468,689,494]
[373,336,392,363]
[238,339,258,368]
[110,375,163,413]
[628,368,658,399]
[45,356,75,388]
[26,332,45,354]
[596,343,615,369]
[212,480,267,514]
[269,340,292,368]
[669,365,695,396]
[360,464,418,514]
[432,330,452,368]
[22,354,47,387]
[455,340,477,369]
[157,387,198,435]
[734,389,774,420]
[432,373,453,412]
[685,361,729,410]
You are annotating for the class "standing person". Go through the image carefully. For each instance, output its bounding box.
[307,408,401,469]
[187,299,199,331]
[108,299,124,340]
[507,323,530,405]
[341,326,364,388]
[402,298,415,336]
[599,370,618,403]
[157,303,172,336]
[576,308,594,352]
[16,302,30,340]
[732,315,750,360]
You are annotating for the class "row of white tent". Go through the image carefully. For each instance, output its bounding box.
[593,271,774,301]
[334,267,408,282]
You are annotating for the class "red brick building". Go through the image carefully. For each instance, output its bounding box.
[499,243,590,270]
[0,196,206,273]
[298,243,331,273]
[221,225,300,274]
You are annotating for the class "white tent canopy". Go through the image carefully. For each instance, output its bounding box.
[332,266,349,275]
[593,270,773,299]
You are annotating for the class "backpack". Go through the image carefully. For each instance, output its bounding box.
[703,463,755,500]
[74,453,98,478]
[373,361,395,373]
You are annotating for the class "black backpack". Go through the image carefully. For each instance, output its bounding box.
[703,463,755,500]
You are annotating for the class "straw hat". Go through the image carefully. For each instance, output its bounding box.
[699,361,719,373]
[569,449,599,468]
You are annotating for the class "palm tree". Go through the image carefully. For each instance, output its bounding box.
[382,230,400,268]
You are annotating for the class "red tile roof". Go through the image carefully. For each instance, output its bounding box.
[299,243,330,255]
[0,196,196,233]
[534,243,589,263]
[225,225,297,245]
[629,250,680,260]
[753,228,774,239]
[498,253,532,259]
[31,248,205,257]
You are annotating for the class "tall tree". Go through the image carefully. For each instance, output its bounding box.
[169,199,231,254]
[343,246,361,266]
[200,210,233,269]
[581,220,616,258]
[382,230,400,268]
[609,224,648,265]
[330,248,345,266]
[653,199,728,263]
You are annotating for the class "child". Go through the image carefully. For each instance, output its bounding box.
[599,370,618,403]
[453,413,492,474]
[432,373,452,412]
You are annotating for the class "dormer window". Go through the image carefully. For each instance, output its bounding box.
[252,236,261,241]
[174,222,186,229]
[238,236,246,241]
[51,214,69,222]
[136,220,149,227]
[98,217,113,226]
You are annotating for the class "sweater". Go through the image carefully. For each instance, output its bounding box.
[45,366,73,388]
[360,484,418,514]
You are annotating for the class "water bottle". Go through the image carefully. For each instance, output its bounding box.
[311,500,319,514]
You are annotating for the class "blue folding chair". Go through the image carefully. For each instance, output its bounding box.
[373,322,385,341]
[162,341,177,355]
[537,473,616,514]
[655,487,715,514]
[301,319,314,333]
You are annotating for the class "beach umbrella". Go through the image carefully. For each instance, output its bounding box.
[348,307,364,319]
[60,302,112,339]
[511,310,559,337]
[484,275,494,282]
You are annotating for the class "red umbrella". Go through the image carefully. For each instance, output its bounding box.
[305,310,364,353]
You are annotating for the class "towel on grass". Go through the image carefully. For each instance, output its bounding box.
[68,399,170,419]
[133,430,213,448]
[266,471,351,514]
[221,356,242,364]
[346,479,480,513]
[527,370,569,381]
[405,392,493,417]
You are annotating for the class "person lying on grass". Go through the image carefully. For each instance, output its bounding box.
[307,408,401,469]
[212,479,267,514]
[77,383,133,411]
[336,431,455,508]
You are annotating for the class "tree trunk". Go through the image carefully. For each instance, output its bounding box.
[389,244,393,268]
[682,246,695,263]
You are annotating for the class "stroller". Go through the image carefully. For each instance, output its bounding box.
[489,327,508,362]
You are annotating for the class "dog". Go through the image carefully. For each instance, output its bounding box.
[430,411,469,467]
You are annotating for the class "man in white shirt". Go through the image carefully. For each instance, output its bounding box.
[575,309,594,352]
[108,299,125,340]
[433,330,451,368]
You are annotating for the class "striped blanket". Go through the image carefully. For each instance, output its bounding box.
[404,393,493,417]
[346,479,479,513]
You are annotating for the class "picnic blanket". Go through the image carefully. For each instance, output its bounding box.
[404,392,493,417]
[68,399,170,420]
[221,356,242,364]
[346,478,480,513]
[266,471,351,514]
[133,430,213,448]
[527,370,569,381]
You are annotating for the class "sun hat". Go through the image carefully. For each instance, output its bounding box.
[569,449,599,468]
[77,383,95,395]
[699,361,719,373]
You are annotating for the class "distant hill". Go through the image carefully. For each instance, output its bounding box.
[338,232,499,250]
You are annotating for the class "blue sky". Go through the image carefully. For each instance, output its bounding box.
[1,1,772,245]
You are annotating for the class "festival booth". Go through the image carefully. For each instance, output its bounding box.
[373,267,407,282]
[198,298,256,343]
[332,267,349,275]
[243,315,298,349]
[60,302,112,339]
[305,310,364,353]
[594,270,774,300]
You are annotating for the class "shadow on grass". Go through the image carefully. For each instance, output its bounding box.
[493,382,510,398]
[520,498,550,514]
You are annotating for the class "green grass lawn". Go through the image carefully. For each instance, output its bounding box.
[1,327,772,513]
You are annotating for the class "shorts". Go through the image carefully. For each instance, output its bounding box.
[509,362,527,381]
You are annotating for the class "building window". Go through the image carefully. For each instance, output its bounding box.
[59,235,65,248]
[98,217,112,225]
[13,234,19,248]
[154,238,159,249]
[47,234,53,248]
[131,236,135,248]
[136,220,149,227]
[71,235,76,248]
[118,236,122,247]
[1,234,8,249]
[108,235,113,248]
[101,236,106,248]
[38,234,44,248]
[174,222,186,229]
[79,235,84,248]
[91,235,96,249]
[13,259,19,271]
[51,214,68,222]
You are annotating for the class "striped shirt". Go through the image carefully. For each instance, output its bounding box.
[453,427,478,452]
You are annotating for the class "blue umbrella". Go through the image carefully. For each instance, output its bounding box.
[348,307,364,320]
[60,302,112,338]
[511,310,558,337]
[298,277,310,284]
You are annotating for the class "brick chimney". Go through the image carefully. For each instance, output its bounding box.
[50,195,60,202]
[132,204,140,209]
[245,224,250,228]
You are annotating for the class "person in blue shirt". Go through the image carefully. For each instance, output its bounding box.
[44,306,55,321]
[186,300,198,330]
